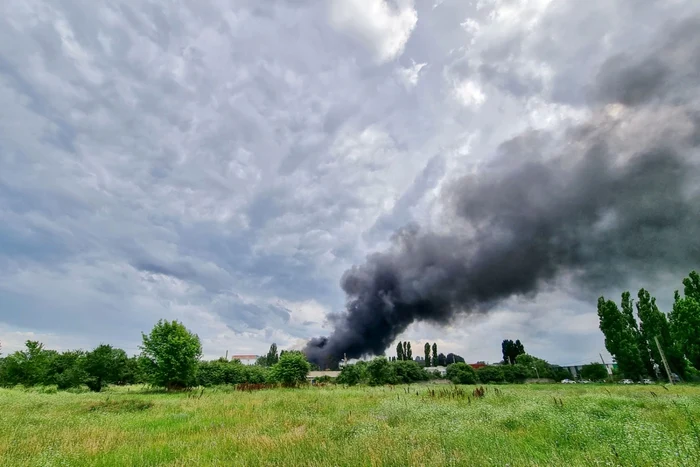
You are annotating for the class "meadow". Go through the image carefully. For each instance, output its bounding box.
[1,383,699,467]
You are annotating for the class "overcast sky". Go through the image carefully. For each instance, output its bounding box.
[1,0,697,365]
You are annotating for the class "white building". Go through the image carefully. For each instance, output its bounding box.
[424,366,447,376]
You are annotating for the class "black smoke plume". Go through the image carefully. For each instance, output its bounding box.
[305,16,700,367]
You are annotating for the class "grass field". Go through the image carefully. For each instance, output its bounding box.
[1,383,699,466]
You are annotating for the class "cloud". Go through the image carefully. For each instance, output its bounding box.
[329,0,418,63]
[1,0,697,365]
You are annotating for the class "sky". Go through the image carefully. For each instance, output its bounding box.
[1,0,697,365]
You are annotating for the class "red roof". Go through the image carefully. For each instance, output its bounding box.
[469,362,487,370]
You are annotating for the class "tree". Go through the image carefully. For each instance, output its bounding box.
[445,353,465,364]
[502,364,529,383]
[269,351,310,386]
[424,343,431,366]
[48,350,87,389]
[337,363,363,386]
[636,288,684,379]
[477,365,505,383]
[502,339,526,364]
[514,354,554,379]
[437,353,447,366]
[140,320,202,390]
[621,291,654,378]
[83,345,128,391]
[367,357,394,386]
[580,363,608,381]
[597,297,646,380]
[670,271,700,371]
[406,342,412,360]
[432,343,437,366]
[446,362,477,384]
[266,343,279,367]
[392,360,428,383]
[396,341,404,361]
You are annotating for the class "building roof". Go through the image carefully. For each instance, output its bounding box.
[307,371,341,379]
[230,354,258,359]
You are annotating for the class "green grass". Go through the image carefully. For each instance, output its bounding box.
[1,383,699,466]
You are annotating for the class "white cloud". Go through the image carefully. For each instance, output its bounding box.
[329,0,418,62]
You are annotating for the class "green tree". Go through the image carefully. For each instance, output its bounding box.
[579,363,608,381]
[670,272,700,371]
[621,291,654,378]
[337,363,363,386]
[445,353,465,364]
[636,288,683,379]
[424,343,431,366]
[437,353,447,366]
[140,320,202,390]
[597,297,646,380]
[502,364,529,383]
[367,357,394,386]
[514,354,554,379]
[269,351,310,386]
[83,345,128,392]
[477,365,505,383]
[501,339,525,364]
[396,341,404,361]
[47,350,87,389]
[406,342,412,360]
[432,343,437,366]
[446,362,477,384]
[266,343,279,367]
[392,360,428,383]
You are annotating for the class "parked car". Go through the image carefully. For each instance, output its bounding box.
[642,379,654,384]
[620,379,634,384]
[561,379,576,384]
[579,379,592,384]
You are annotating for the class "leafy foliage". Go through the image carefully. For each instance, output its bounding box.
[580,363,608,381]
[140,320,202,389]
[670,271,700,371]
[83,345,128,392]
[424,343,431,366]
[501,339,526,365]
[477,365,505,383]
[367,357,394,386]
[597,296,646,379]
[392,360,428,384]
[337,363,363,386]
[269,351,310,386]
[446,362,477,384]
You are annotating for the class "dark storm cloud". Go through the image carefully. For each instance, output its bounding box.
[305,15,700,366]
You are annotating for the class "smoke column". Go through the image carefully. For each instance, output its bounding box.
[305,16,700,367]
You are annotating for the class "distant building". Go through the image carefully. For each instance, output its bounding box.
[469,362,487,370]
[307,371,341,384]
[230,354,258,365]
[425,366,447,376]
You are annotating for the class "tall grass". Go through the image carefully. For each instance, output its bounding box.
[1,383,699,466]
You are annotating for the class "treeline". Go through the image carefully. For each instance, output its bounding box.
[597,271,700,381]
[0,320,312,391]
[390,341,465,367]
[337,350,572,386]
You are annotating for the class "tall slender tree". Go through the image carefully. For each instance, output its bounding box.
[424,343,431,366]
[406,342,412,360]
[597,296,646,380]
[670,271,700,371]
[636,288,683,378]
[432,343,438,366]
[266,343,279,366]
[396,342,404,361]
[402,342,408,360]
[621,291,653,377]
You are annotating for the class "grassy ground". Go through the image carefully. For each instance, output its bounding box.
[1,383,699,466]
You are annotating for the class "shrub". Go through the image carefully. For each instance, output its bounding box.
[269,351,310,386]
[580,363,608,381]
[446,362,478,384]
[337,364,363,386]
[478,366,505,383]
[244,365,269,384]
[392,360,429,384]
[502,364,529,383]
[367,357,395,386]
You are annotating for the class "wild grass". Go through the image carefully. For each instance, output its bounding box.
[1,383,699,466]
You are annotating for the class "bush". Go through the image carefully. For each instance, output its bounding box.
[446,363,478,384]
[65,385,91,394]
[502,364,529,383]
[579,363,608,381]
[244,365,269,384]
[477,366,505,383]
[140,320,202,390]
[269,351,310,386]
[392,360,429,384]
[337,364,363,386]
[367,357,395,386]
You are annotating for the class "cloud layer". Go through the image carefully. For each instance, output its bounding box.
[1,0,697,362]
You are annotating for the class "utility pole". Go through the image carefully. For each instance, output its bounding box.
[654,336,674,385]
[225,350,228,360]
[600,353,612,382]
[532,366,540,379]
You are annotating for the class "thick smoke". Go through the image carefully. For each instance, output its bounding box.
[305,16,700,367]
